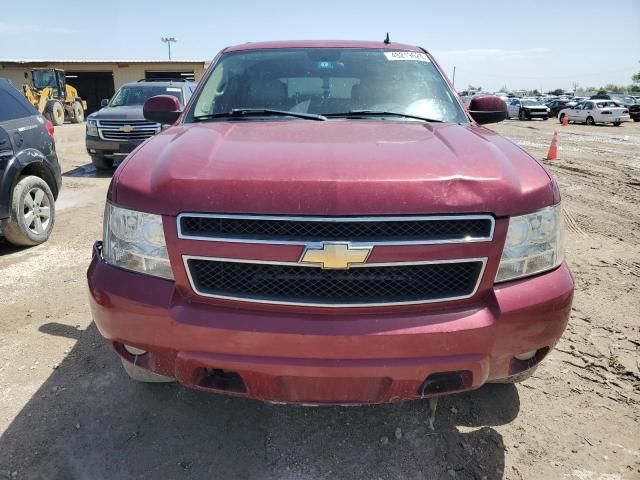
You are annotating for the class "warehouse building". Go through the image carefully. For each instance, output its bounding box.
[0,60,207,113]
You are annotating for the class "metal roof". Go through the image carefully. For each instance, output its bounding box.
[225,40,423,53]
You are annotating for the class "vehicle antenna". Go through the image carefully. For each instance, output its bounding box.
[384,32,390,44]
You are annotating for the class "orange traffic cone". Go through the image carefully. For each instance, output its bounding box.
[561,114,569,126]
[545,130,558,161]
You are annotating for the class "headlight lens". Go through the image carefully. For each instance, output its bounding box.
[103,203,174,280]
[86,119,98,136]
[495,204,563,283]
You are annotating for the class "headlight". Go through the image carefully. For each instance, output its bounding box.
[86,119,98,136]
[495,204,563,283]
[102,203,174,280]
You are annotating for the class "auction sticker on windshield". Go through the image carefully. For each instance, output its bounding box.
[384,52,430,62]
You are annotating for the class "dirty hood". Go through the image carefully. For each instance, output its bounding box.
[114,120,558,217]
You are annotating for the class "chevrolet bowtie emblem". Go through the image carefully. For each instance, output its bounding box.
[300,242,372,269]
[121,125,134,133]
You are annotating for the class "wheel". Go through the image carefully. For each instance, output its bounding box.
[586,116,595,126]
[633,118,639,122]
[613,122,621,127]
[0,176,55,246]
[120,358,174,383]
[69,101,84,123]
[542,116,548,121]
[45,100,65,126]
[90,155,114,170]
[518,109,526,121]
[490,366,538,384]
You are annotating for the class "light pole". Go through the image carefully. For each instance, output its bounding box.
[161,37,177,61]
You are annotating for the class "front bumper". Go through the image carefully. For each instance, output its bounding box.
[88,242,573,404]
[85,136,144,158]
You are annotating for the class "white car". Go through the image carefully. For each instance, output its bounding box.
[558,100,631,126]
[506,98,550,120]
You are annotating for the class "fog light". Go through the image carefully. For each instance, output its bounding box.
[123,345,147,356]
[514,350,537,361]
[89,149,96,153]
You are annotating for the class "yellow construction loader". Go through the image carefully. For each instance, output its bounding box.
[22,68,86,126]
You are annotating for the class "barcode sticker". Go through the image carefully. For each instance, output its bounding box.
[384,52,430,62]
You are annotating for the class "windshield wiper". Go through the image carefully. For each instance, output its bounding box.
[325,110,443,123]
[193,109,326,122]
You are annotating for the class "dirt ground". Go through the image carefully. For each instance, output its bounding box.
[0,118,638,480]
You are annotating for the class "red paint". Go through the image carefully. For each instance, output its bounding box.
[89,41,573,404]
[88,249,573,404]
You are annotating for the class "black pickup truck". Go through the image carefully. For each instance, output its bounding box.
[85,79,196,169]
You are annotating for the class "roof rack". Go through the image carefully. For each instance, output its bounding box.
[137,78,190,83]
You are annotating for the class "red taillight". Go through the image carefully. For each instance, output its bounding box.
[601,111,611,115]
[45,120,55,138]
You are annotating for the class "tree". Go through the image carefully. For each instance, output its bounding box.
[604,84,624,93]
[551,88,564,96]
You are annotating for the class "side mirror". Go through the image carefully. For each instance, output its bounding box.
[143,95,182,125]
[100,99,109,107]
[468,96,508,124]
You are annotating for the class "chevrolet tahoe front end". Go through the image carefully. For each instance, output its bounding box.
[87,41,573,405]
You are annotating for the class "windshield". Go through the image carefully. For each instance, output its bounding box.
[189,48,467,123]
[109,85,184,107]
[521,100,543,106]
[32,70,57,89]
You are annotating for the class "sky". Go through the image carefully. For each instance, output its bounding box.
[1,0,639,92]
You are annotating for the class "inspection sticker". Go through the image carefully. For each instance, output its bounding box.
[384,51,430,62]
[166,87,182,92]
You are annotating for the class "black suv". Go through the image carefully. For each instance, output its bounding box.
[85,79,196,169]
[590,94,640,122]
[0,78,62,246]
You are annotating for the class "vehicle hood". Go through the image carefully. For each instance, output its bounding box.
[114,120,558,217]
[89,105,145,120]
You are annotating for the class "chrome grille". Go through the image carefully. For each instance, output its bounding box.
[97,119,160,142]
[178,214,495,245]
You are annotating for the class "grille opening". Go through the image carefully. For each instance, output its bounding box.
[509,347,549,375]
[418,371,473,396]
[179,215,493,243]
[187,259,484,306]
[198,368,247,393]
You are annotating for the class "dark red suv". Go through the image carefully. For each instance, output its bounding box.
[87,41,573,405]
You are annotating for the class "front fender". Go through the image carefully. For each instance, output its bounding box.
[0,149,58,220]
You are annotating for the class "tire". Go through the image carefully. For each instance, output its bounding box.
[633,118,639,122]
[490,366,538,384]
[45,100,65,126]
[70,101,84,123]
[90,155,114,170]
[586,116,595,126]
[120,358,174,383]
[0,176,55,246]
[542,116,548,121]
[518,109,525,121]
[613,122,621,127]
